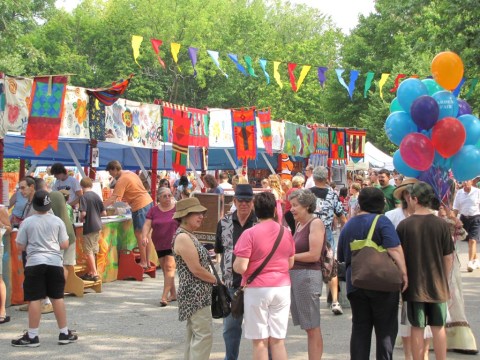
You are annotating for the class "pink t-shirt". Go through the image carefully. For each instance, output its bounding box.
[234,220,295,287]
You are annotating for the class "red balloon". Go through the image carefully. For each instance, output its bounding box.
[431,117,466,158]
[399,133,435,171]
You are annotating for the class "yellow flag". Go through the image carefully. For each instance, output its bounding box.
[171,43,181,71]
[378,73,390,100]
[296,65,311,92]
[131,35,143,68]
[274,61,283,88]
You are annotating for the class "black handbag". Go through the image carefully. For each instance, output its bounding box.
[208,257,231,319]
[231,225,285,319]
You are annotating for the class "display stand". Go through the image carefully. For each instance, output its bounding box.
[192,193,223,244]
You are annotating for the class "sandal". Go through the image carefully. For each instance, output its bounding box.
[167,298,177,302]
[0,315,10,324]
[159,300,168,307]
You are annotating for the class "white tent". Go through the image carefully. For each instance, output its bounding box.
[365,142,394,170]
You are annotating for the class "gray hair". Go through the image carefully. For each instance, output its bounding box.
[312,166,328,182]
[289,189,317,213]
[157,186,172,199]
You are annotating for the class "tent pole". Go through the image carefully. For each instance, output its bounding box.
[89,139,97,180]
[188,158,205,190]
[223,149,240,175]
[26,160,39,176]
[261,152,276,174]
[65,143,87,178]
[19,159,25,179]
[129,147,150,187]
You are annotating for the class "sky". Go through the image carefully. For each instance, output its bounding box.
[56,0,376,34]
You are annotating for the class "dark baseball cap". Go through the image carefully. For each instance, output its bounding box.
[32,190,52,212]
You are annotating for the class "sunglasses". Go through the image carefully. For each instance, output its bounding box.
[235,199,252,203]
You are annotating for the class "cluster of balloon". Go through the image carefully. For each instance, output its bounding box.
[385,51,480,186]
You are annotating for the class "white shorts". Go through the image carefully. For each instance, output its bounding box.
[62,242,76,266]
[244,286,291,340]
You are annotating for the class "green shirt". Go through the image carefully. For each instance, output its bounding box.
[382,185,399,213]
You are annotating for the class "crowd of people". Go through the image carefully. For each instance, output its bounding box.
[1,161,477,359]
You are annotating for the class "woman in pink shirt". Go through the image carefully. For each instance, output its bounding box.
[233,192,295,360]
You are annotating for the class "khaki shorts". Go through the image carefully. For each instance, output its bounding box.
[62,241,76,266]
[83,232,100,255]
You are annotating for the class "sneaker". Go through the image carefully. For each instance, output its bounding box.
[58,330,78,345]
[467,260,478,272]
[331,302,343,315]
[18,304,29,312]
[41,303,54,314]
[12,332,40,347]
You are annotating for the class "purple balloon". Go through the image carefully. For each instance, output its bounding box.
[410,95,440,130]
[457,99,472,116]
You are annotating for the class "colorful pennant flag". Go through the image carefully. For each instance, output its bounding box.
[297,65,311,92]
[86,74,133,106]
[172,109,191,174]
[257,109,272,156]
[259,59,270,84]
[328,128,347,164]
[273,61,283,88]
[364,72,375,98]
[150,39,166,68]
[390,74,406,93]
[171,43,181,71]
[466,78,478,99]
[25,76,68,155]
[231,108,257,161]
[188,47,199,78]
[453,78,466,97]
[335,69,349,97]
[317,67,328,88]
[346,129,367,163]
[287,63,298,92]
[228,54,248,76]
[244,56,257,77]
[131,35,143,68]
[378,73,390,100]
[207,50,228,78]
[348,70,359,100]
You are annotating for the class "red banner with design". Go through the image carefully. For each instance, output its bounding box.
[172,109,191,174]
[231,108,257,161]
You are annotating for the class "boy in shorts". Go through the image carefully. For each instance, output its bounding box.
[12,190,78,347]
[79,177,106,281]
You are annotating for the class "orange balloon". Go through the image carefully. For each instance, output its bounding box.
[431,51,464,91]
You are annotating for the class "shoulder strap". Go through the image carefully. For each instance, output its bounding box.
[246,225,285,285]
[366,215,381,240]
[208,256,222,284]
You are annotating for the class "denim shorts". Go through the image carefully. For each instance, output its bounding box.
[132,202,153,231]
[326,228,336,254]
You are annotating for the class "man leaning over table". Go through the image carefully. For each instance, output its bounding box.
[103,160,153,269]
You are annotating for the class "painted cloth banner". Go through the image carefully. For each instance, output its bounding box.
[310,126,329,167]
[271,120,285,152]
[88,95,106,141]
[2,76,33,137]
[346,129,366,163]
[188,107,209,147]
[257,109,272,155]
[231,108,257,161]
[283,122,312,157]
[172,109,191,174]
[328,128,347,164]
[86,75,133,106]
[25,76,68,155]
[161,103,175,143]
[59,86,89,139]
[104,98,162,148]
[208,109,234,148]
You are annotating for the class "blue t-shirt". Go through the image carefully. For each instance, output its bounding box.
[337,213,400,294]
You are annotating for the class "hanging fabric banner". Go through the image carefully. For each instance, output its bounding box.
[171,43,181,71]
[389,74,406,93]
[150,39,166,69]
[257,108,272,156]
[86,74,133,106]
[466,78,479,99]
[348,70,359,100]
[317,67,328,88]
[207,50,228,78]
[273,61,283,88]
[378,73,390,100]
[60,86,89,139]
[328,127,347,164]
[259,59,270,84]
[271,120,285,152]
[453,78,466,97]
[131,35,143,68]
[364,72,375,98]
[25,75,68,155]
[335,69,350,97]
[162,102,174,143]
[188,107,209,147]
[228,54,248,76]
[283,122,311,157]
[346,129,367,163]
[88,95,106,141]
[188,47,199,78]
[1,75,33,137]
[208,108,234,147]
[296,65,311,92]
[172,109,191,174]
[231,108,257,161]
[244,56,257,77]
[287,63,298,92]
[309,125,329,167]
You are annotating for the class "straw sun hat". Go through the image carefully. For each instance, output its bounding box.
[172,197,207,219]
[393,178,419,200]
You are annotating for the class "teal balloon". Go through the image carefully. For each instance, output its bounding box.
[384,111,417,146]
[432,91,459,120]
[451,145,480,182]
[458,114,480,146]
[393,150,421,178]
[390,97,403,112]
[397,78,429,114]
[422,79,443,96]
[433,151,452,170]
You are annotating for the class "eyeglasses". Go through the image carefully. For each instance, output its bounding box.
[19,186,27,190]
[160,194,172,198]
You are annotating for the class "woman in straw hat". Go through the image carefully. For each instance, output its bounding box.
[172,197,217,360]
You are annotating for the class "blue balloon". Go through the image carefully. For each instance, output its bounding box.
[393,150,421,178]
[390,97,403,112]
[451,145,480,182]
[384,111,418,146]
[433,151,452,170]
[397,78,428,114]
[410,95,439,130]
[458,114,480,145]
[432,91,459,120]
